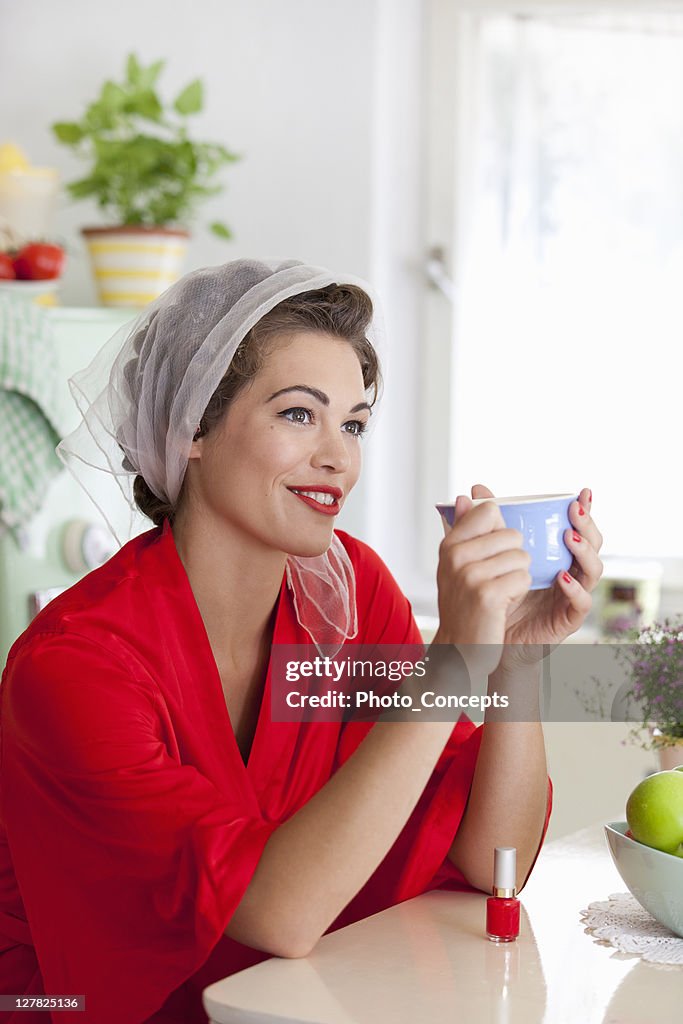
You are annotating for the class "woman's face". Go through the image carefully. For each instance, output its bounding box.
[186,331,372,557]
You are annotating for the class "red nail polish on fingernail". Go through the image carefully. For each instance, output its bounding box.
[589,490,592,504]
[563,572,573,584]
[572,531,581,543]
[578,506,586,516]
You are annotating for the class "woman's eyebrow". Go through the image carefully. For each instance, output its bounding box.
[266,385,371,414]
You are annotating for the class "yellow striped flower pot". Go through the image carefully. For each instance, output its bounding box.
[82,226,189,308]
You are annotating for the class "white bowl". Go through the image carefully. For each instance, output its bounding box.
[0,278,59,305]
[605,822,683,937]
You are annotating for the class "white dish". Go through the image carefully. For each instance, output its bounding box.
[0,278,60,305]
[0,278,59,294]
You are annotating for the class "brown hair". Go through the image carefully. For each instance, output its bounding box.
[134,283,381,526]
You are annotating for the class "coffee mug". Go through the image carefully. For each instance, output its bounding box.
[435,493,577,590]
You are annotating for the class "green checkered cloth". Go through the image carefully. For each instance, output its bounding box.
[0,295,65,546]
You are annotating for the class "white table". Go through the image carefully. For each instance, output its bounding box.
[203,824,681,1023]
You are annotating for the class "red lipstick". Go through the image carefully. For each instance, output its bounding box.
[486,847,520,943]
[287,485,342,516]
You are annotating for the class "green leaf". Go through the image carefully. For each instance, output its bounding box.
[67,176,103,199]
[83,98,119,133]
[215,144,241,163]
[101,81,127,112]
[174,79,203,115]
[139,59,165,89]
[126,53,142,84]
[52,121,84,145]
[134,89,163,122]
[210,221,232,240]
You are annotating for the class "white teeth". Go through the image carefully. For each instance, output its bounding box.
[291,489,337,506]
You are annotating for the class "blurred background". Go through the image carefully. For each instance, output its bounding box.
[2,0,683,836]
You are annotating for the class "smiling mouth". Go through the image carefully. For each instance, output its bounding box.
[287,488,341,515]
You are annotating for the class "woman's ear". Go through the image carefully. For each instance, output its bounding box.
[188,426,203,460]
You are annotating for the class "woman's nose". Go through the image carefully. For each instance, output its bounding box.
[311,426,351,472]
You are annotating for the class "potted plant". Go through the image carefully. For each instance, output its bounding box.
[52,53,239,307]
[614,617,683,769]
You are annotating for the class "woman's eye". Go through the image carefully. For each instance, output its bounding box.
[344,420,368,438]
[280,407,312,425]
[279,408,367,437]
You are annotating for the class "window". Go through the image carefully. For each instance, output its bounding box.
[419,4,683,596]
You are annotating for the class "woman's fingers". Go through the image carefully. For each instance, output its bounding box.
[459,547,532,589]
[558,488,596,625]
[436,491,531,650]
[556,566,593,628]
[564,526,604,592]
[570,489,603,552]
[564,486,604,593]
[440,497,506,545]
[440,528,524,573]
[438,483,497,537]
[471,482,495,500]
[438,494,473,538]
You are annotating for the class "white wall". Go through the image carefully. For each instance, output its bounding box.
[1,0,377,302]
[0,0,428,550]
[543,724,655,840]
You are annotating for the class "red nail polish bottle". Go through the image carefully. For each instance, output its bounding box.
[486,846,520,942]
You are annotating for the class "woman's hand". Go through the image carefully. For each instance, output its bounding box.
[467,484,604,670]
[434,495,533,681]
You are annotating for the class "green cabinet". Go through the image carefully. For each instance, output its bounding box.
[0,307,137,665]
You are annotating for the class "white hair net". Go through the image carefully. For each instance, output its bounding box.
[56,258,385,655]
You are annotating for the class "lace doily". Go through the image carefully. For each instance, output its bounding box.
[581,892,683,966]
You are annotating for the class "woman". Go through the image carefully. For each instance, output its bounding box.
[0,260,602,1023]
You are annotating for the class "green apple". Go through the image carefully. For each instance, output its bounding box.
[626,770,683,856]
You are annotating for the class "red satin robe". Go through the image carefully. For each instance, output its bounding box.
[0,519,551,1023]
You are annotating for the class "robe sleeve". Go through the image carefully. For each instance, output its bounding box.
[0,632,278,1024]
[329,533,553,928]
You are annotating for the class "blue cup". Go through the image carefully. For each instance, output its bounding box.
[435,493,577,590]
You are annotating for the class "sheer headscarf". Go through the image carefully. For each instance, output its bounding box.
[56,259,385,656]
